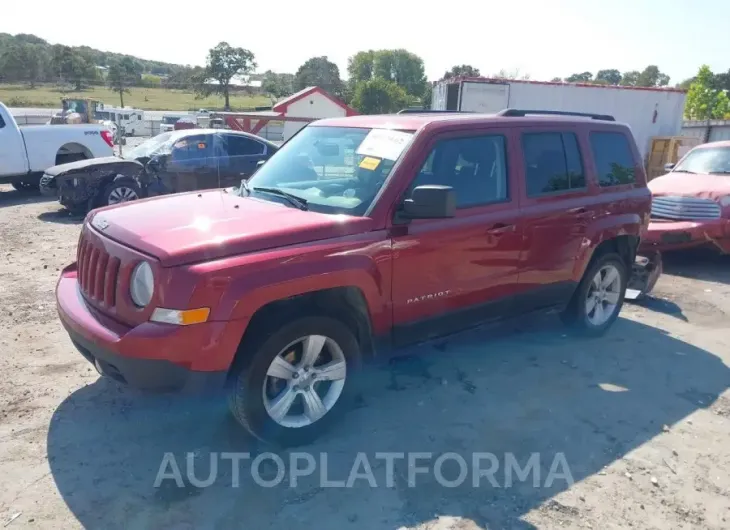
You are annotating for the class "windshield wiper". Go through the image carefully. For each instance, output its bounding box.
[709,170,730,174]
[252,186,308,210]
[671,169,696,174]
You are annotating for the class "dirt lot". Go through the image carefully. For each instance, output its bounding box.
[1,185,729,529]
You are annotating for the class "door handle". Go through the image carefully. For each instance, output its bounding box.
[568,207,592,218]
[486,223,516,234]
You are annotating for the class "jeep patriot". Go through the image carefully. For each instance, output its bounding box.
[56,109,658,445]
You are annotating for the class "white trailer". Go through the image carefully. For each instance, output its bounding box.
[431,78,687,159]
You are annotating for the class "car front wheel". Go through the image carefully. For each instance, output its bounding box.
[102,178,141,206]
[228,316,360,447]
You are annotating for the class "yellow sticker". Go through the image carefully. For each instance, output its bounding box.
[359,156,381,171]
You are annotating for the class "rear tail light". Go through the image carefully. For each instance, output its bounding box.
[101,130,114,148]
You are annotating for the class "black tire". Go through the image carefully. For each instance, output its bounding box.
[561,252,627,336]
[55,153,86,166]
[11,181,39,192]
[100,178,141,207]
[228,315,361,447]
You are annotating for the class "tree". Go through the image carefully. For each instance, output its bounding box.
[594,69,621,85]
[50,45,97,90]
[636,65,670,87]
[347,51,375,83]
[294,56,344,97]
[196,42,256,110]
[351,78,409,114]
[620,70,640,86]
[421,83,433,110]
[443,64,480,80]
[373,50,427,97]
[565,71,593,83]
[676,77,695,90]
[492,68,530,80]
[107,57,140,107]
[685,65,730,120]
[550,77,563,83]
[710,69,730,91]
[346,49,427,97]
[261,70,295,98]
[0,43,48,87]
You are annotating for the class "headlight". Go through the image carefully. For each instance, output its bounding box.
[130,261,154,307]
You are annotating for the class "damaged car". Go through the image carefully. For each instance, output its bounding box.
[40,129,278,213]
[641,140,730,254]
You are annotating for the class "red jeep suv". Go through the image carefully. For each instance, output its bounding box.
[56,109,658,445]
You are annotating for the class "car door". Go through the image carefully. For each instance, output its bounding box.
[163,134,218,192]
[390,129,525,345]
[219,134,270,185]
[515,128,594,308]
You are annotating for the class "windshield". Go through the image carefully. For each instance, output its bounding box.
[126,132,184,159]
[162,116,180,125]
[674,146,730,174]
[245,125,414,216]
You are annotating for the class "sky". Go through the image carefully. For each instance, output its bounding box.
[1,0,727,84]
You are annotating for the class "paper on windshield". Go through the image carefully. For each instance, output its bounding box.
[356,129,413,161]
[358,156,381,171]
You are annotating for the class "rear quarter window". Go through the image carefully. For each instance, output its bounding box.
[590,132,636,187]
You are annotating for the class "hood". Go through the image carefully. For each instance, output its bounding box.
[649,172,730,202]
[46,156,142,176]
[87,190,374,267]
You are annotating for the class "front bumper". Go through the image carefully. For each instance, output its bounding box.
[56,266,241,393]
[640,218,730,253]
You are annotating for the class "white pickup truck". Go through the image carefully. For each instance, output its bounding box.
[0,102,114,191]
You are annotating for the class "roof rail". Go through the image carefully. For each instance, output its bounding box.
[397,108,474,114]
[496,108,615,121]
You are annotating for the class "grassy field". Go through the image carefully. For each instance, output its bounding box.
[0,84,272,111]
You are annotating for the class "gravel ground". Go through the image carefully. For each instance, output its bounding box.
[0,185,729,529]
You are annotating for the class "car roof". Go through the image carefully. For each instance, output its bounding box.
[696,140,730,149]
[171,128,278,147]
[313,113,630,132]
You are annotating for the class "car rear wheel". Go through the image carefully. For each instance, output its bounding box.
[561,252,627,336]
[227,316,360,447]
[102,178,141,206]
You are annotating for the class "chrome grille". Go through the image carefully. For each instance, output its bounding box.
[77,232,120,307]
[651,195,721,221]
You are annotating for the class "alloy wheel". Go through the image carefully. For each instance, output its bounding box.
[262,335,347,428]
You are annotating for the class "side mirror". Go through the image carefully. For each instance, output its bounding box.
[402,185,456,219]
[664,163,675,172]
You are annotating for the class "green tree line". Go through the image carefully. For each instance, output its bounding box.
[2,32,729,118]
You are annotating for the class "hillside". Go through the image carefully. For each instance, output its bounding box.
[0,32,184,78]
[0,84,271,111]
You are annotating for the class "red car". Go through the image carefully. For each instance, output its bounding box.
[56,109,658,445]
[642,140,730,254]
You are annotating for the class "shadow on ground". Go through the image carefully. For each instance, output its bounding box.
[47,316,730,529]
[37,209,84,225]
[662,248,730,285]
[629,295,687,321]
[0,188,54,208]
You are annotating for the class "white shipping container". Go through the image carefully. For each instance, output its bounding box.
[432,78,687,159]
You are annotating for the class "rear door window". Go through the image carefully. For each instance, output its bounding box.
[590,132,636,186]
[522,132,585,196]
[224,135,265,156]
